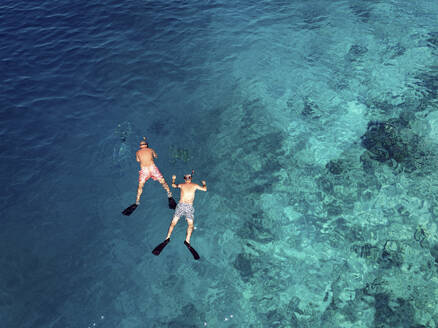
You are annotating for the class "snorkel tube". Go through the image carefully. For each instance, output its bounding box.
[184,169,195,180]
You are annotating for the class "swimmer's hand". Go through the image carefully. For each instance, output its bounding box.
[199,180,207,192]
[171,175,178,189]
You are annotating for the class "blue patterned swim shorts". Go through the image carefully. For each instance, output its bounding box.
[175,202,195,221]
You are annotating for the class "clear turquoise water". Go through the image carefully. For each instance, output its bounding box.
[1,1,438,327]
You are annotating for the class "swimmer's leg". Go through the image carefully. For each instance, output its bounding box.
[185,218,194,244]
[160,177,176,209]
[159,178,172,197]
[183,217,199,259]
[136,180,145,205]
[166,215,180,240]
[152,215,181,256]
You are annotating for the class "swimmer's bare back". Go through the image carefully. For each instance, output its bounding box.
[136,147,157,168]
[122,138,173,215]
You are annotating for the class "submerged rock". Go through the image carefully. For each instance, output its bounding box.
[359,116,433,175]
[386,42,406,59]
[301,97,322,119]
[374,293,416,327]
[361,121,407,163]
[427,31,438,48]
[346,44,368,62]
[325,159,344,175]
[233,253,254,282]
[351,243,379,260]
[379,240,403,268]
[429,244,438,265]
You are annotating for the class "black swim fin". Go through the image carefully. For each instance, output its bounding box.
[122,204,138,216]
[168,197,177,210]
[184,241,200,260]
[152,238,170,256]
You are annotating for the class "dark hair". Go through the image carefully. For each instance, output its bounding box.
[140,137,148,147]
[184,169,195,180]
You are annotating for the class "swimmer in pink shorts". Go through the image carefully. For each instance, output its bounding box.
[135,138,172,205]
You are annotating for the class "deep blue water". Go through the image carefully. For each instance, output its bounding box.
[1,1,438,327]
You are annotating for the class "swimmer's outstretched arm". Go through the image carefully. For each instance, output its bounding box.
[197,180,207,192]
[171,175,179,188]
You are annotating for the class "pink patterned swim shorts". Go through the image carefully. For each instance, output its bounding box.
[139,165,163,184]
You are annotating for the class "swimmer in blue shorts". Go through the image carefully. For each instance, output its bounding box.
[152,170,207,259]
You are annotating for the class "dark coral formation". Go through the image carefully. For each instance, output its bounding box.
[361,121,407,163]
[325,159,344,175]
[359,116,433,174]
[233,253,254,282]
[301,97,323,119]
[430,244,438,265]
[374,293,416,327]
[346,44,368,62]
[386,42,406,59]
[427,31,438,48]
[379,240,404,268]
